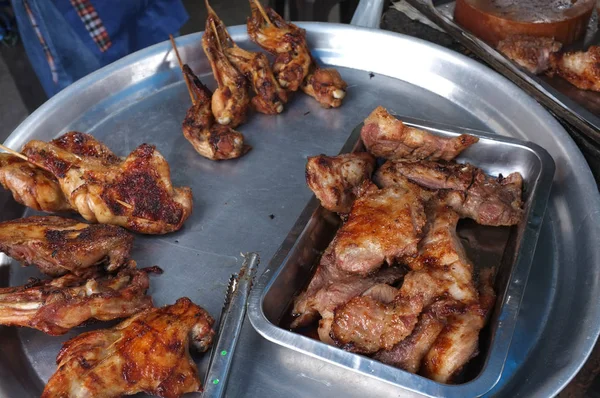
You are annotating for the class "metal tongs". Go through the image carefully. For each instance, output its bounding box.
[202,252,259,398]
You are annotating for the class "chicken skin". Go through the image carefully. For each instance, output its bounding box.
[305,152,376,214]
[0,216,133,277]
[301,63,348,108]
[497,35,562,74]
[549,46,600,92]
[42,298,215,398]
[361,107,478,161]
[0,263,157,335]
[182,65,250,160]
[22,140,193,234]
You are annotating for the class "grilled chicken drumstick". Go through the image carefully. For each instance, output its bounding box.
[207,1,287,115]
[22,140,193,234]
[203,11,250,127]
[42,297,215,398]
[0,216,133,277]
[182,65,250,160]
[0,263,158,335]
[301,61,348,108]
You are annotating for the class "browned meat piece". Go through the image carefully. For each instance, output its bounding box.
[301,63,347,108]
[333,184,427,276]
[182,65,250,160]
[0,216,133,277]
[42,297,214,398]
[331,202,480,354]
[361,107,478,161]
[0,263,158,335]
[549,46,600,92]
[23,140,193,234]
[0,154,71,212]
[376,160,524,226]
[207,3,288,115]
[51,131,121,165]
[247,0,312,91]
[497,35,562,74]
[421,268,495,383]
[306,153,376,214]
[203,12,250,127]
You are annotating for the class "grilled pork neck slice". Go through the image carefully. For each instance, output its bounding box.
[0,216,133,277]
[0,263,158,335]
[360,107,478,161]
[42,297,215,398]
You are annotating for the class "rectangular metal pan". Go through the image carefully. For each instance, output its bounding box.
[248,115,555,397]
[403,0,600,146]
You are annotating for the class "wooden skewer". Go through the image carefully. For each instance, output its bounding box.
[116,199,133,209]
[0,144,28,162]
[210,19,223,52]
[253,0,272,26]
[169,35,196,105]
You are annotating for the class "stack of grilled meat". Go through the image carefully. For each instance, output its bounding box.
[292,106,524,383]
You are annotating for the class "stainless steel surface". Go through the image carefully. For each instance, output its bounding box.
[249,118,555,397]
[0,23,599,398]
[404,0,600,146]
[203,253,259,398]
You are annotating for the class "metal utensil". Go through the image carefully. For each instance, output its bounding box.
[203,252,259,398]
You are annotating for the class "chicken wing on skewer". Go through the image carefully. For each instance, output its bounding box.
[42,297,215,398]
[203,13,250,127]
[182,65,250,160]
[0,263,158,335]
[305,153,376,214]
[549,46,600,92]
[301,63,348,108]
[0,216,133,277]
[361,107,479,161]
[22,141,193,234]
[207,3,288,115]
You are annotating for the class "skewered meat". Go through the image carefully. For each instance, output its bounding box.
[51,131,121,165]
[497,35,562,74]
[301,64,348,108]
[208,3,288,115]
[331,202,480,354]
[0,216,133,277]
[0,263,157,335]
[305,153,376,214]
[333,184,427,276]
[247,0,312,92]
[0,154,71,212]
[361,107,478,161]
[42,297,215,398]
[22,140,193,234]
[182,65,250,160]
[203,12,250,127]
[549,46,600,92]
[376,160,524,226]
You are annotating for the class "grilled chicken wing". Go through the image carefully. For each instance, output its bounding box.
[361,107,478,161]
[376,160,524,226]
[42,297,215,398]
[182,65,250,160]
[497,35,562,74]
[306,153,376,214]
[208,3,287,115]
[549,46,600,92]
[203,12,250,127]
[51,131,121,165]
[0,216,133,277]
[22,141,193,234]
[301,64,347,108]
[0,263,157,335]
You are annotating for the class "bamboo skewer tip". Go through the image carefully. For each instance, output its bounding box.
[0,144,28,162]
[253,0,272,26]
[116,199,133,209]
[169,35,196,106]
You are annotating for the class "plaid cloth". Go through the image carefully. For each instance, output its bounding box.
[69,0,111,52]
[22,0,58,83]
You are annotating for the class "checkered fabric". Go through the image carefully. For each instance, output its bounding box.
[69,0,111,52]
[23,0,58,83]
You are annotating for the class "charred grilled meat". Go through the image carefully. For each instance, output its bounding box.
[203,12,250,127]
[549,46,600,92]
[306,153,376,214]
[51,131,122,165]
[301,63,348,108]
[0,264,157,335]
[42,297,215,398]
[497,35,562,74]
[22,140,193,234]
[182,65,250,160]
[0,216,133,277]
[361,107,478,161]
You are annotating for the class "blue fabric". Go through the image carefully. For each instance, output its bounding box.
[11,0,188,97]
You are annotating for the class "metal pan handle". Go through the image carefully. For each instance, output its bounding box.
[350,0,384,28]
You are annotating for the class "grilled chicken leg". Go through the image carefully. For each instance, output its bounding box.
[42,297,215,398]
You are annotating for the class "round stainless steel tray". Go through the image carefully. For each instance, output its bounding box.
[1,23,599,397]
